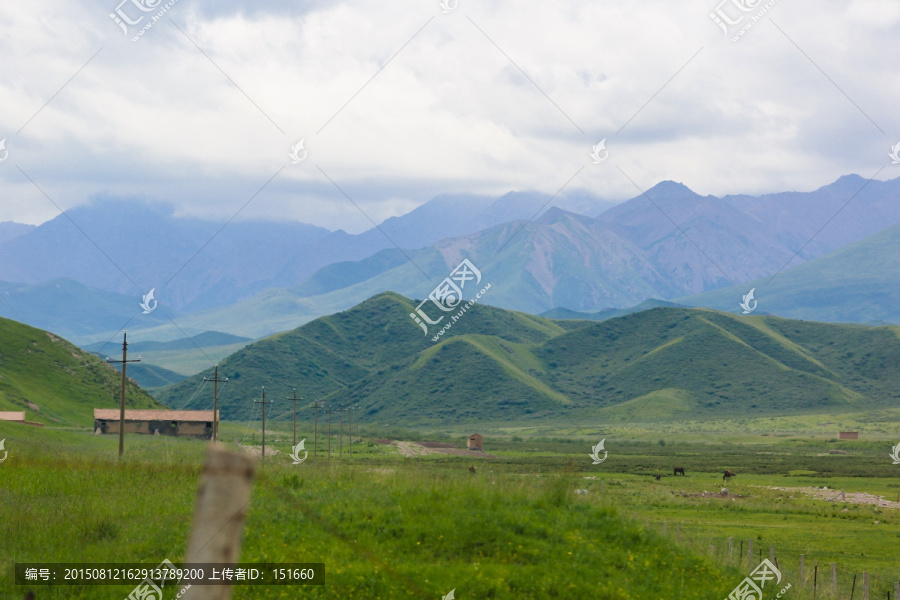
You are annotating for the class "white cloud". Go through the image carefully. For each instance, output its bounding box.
[0,0,897,231]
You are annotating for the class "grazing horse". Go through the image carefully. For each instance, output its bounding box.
[654,474,662,481]
[674,467,685,476]
[723,470,734,483]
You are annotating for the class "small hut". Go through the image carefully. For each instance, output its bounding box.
[467,433,483,452]
[838,431,859,440]
[93,409,218,439]
[0,411,44,427]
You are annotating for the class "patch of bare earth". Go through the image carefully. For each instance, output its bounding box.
[238,445,280,457]
[766,486,900,510]
[393,441,493,459]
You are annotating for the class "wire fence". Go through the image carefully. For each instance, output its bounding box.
[637,515,900,599]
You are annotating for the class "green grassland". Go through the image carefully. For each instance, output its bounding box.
[2,418,899,599]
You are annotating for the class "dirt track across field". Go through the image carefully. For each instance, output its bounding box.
[393,441,493,459]
[767,486,900,510]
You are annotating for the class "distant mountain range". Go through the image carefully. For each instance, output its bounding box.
[0,190,611,314]
[153,293,900,425]
[1,174,898,343]
[682,218,900,324]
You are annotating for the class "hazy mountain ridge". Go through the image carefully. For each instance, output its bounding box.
[2,175,899,341]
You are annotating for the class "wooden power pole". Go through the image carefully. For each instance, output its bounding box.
[288,389,301,448]
[348,406,352,457]
[254,388,271,463]
[327,406,332,459]
[313,400,322,459]
[203,365,227,442]
[339,404,344,459]
[106,330,141,459]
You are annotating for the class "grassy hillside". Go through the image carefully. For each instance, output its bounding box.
[155,293,900,426]
[0,316,164,426]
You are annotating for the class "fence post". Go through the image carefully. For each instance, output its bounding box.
[832,564,837,596]
[769,546,775,563]
[814,564,817,596]
[894,583,900,599]
[851,573,857,599]
[863,572,869,600]
[740,540,744,561]
[184,446,256,600]
[748,539,753,562]
[728,537,734,560]
[800,554,804,581]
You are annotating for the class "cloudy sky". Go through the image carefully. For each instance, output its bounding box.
[1,0,898,232]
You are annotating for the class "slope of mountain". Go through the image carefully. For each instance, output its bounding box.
[0,198,332,312]
[82,330,251,354]
[154,293,900,425]
[0,221,35,244]
[97,361,187,390]
[680,219,900,324]
[0,278,180,341]
[0,316,163,426]
[540,299,683,321]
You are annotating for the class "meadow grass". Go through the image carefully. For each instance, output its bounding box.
[1,419,899,599]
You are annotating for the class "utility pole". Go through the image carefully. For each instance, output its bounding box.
[327,406,332,459]
[288,389,301,448]
[339,404,344,459]
[106,330,141,459]
[313,401,322,459]
[203,365,227,442]
[348,406,352,457]
[254,387,271,463]
[355,405,360,441]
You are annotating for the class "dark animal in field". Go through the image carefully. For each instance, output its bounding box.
[469,465,476,474]
[674,467,685,476]
[723,470,734,483]
[654,474,662,481]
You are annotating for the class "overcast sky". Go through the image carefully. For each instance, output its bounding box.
[1,0,898,233]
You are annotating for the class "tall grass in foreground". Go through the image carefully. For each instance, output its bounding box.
[0,429,740,599]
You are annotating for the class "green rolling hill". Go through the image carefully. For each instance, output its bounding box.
[154,292,900,426]
[0,316,164,427]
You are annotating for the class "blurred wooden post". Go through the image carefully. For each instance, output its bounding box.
[851,573,857,599]
[184,446,256,600]
[863,572,869,600]
[894,583,899,598]
[769,546,775,562]
[799,554,804,580]
[728,537,733,560]
[740,540,744,560]
[748,539,753,562]
[813,564,817,596]
[832,564,837,596]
